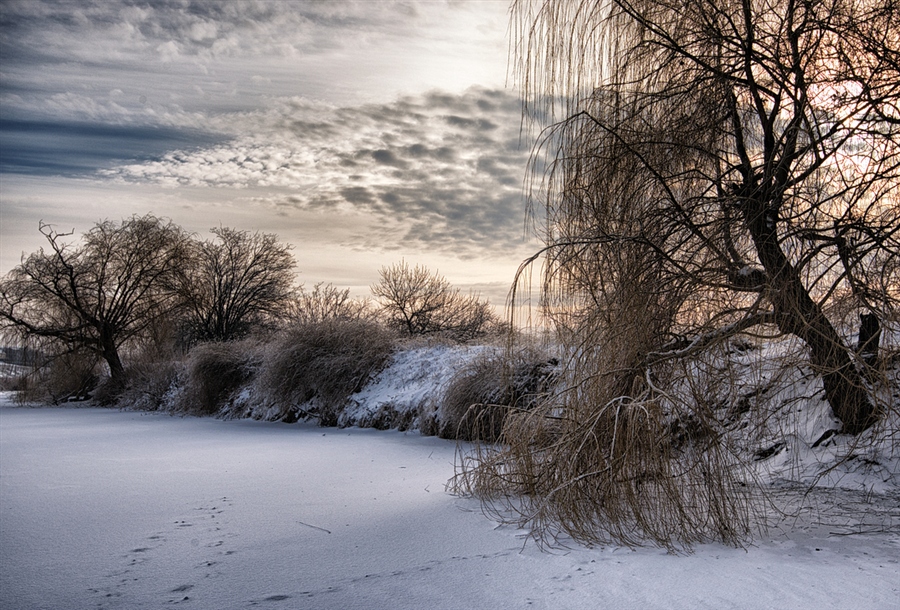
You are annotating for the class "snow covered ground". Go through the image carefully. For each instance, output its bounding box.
[2,401,898,610]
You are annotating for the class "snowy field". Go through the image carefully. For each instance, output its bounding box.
[1,402,898,610]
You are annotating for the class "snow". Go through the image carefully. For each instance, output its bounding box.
[2,400,898,610]
[339,344,495,429]
[711,336,900,495]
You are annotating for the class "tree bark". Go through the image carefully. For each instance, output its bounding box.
[744,202,877,435]
[857,313,881,369]
[99,325,125,385]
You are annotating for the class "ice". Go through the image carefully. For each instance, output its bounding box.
[2,402,898,610]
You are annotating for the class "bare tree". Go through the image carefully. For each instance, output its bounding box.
[452,0,900,550]
[290,282,372,325]
[512,0,900,434]
[0,215,190,385]
[177,227,296,344]
[372,261,498,342]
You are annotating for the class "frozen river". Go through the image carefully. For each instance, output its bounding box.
[1,405,897,609]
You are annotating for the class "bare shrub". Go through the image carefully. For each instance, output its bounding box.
[19,350,101,404]
[372,260,499,343]
[173,341,258,415]
[291,283,373,325]
[0,368,30,393]
[439,348,558,441]
[104,359,183,411]
[450,351,755,551]
[252,319,396,425]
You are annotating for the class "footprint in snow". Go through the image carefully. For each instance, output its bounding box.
[90,497,237,607]
[248,594,293,605]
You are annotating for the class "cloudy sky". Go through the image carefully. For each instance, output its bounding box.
[0,0,540,305]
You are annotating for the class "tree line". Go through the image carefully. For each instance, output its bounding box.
[0,215,500,398]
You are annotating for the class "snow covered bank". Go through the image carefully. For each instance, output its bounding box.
[210,343,499,431]
[81,326,894,492]
[337,344,494,431]
[211,336,900,496]
[1,405,898,610]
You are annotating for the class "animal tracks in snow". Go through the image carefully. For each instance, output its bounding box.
[260,548,522,603]
[89,497,237,608]
[247,593,295,606]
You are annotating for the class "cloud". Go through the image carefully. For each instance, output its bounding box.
[0,0,508,125]
[0,1,533,292]
[369,149,409,169]
[102,87,531,259]
[0,119,223,175]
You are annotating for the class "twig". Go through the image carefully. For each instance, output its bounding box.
[297,521,331,534]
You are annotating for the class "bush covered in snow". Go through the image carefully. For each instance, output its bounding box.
[171,340,258,415]
[339,342,495,433]
[236,318,396,425]
[439,347,558,441]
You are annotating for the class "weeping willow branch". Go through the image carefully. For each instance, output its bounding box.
[455,0,900,549]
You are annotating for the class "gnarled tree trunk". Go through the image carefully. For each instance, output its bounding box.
[745,200,876,434]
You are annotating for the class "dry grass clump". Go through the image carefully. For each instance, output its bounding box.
[450,317,755,551]
[105,359,183,410]
[14,350,100,404]
[439,348,558,441]
[172,340,258,415]
[252,318,395,425]
[451,365,754,551]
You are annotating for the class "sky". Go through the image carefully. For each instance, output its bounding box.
[0,0,540,305]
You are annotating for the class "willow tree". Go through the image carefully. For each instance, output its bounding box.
[454,0,899,548]
[520,0,899,431]
[0,216,190,386]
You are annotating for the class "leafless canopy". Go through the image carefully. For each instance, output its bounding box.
[0,215,189,384]
[177,227,296,344]
[291,282,372,325]
[372,260,498,342]
[452,0,900,550]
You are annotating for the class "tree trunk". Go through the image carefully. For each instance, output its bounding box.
[857,313,881,369]
[744,204,877,434]
[103,349,125,383]
[99,326,125,385]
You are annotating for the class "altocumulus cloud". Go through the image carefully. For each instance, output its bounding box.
[1,0,507,122]
[104,88,531,258]
[0,0,532,286]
